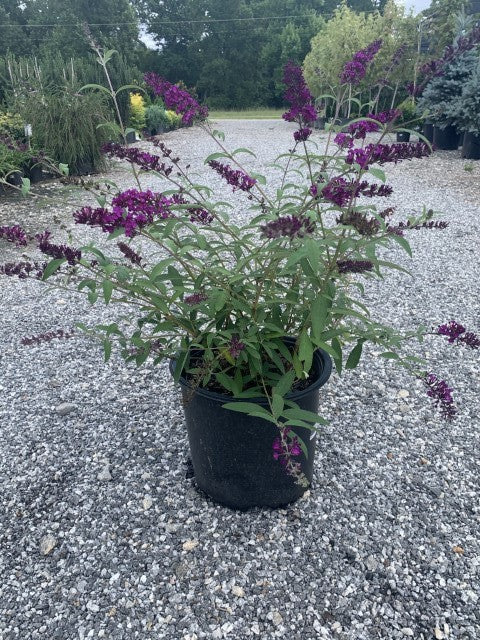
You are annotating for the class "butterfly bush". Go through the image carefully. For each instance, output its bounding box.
[2,62,479,489]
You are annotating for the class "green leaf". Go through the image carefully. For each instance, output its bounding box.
[20,177,30,196]
[369,167,386,183]
[272,393,284,419]
[250,172,266,185]
[221,402,278,425]
[346,339,365,370]
[103,339,112,362]
[380,351,400,360]
[42,259,65,280]
[298,331,314,373]
[282,407,327,425]
[79,83,111,95]
[204,152,229,163]
[115,84,144,96]
[103,49,117,64]
[173,351,188,383]
[331,337,343,374]
[216,373,235,393]
[214,290,228,312]
[311,295,329,340]
[102,280,114,304]
[274,369,296,398]
[389,233,412,257]
[58,163,69,176]
[232,147,256,157]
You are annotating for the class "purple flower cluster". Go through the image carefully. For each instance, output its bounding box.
[368,109,401,125]
[334,132,354,148]
[228,336,245,359]
[0,133,28,152]
[117,242,143,266]
[348,119,380,140]
[74,190,181,237]
[321,177,392,207]
[0,224,28,247]
[337,211,380,236]
[101,142,173,175]
[0,261,46,279]
[188,206,214,225]
[294,127,313,142]
[337,260,374,274]
[394,220,449,231]
[282,62,317,125]
[208,160,256,192]
[21,328,75,346]
[273,427,301,464]
[423,373,456,420]
[346,110,400,140]
[260,215,315,240]
[340,39,383,85]
[36,231,81,265]
[346,141,432,169]
[437,321,480,349]
[184,292,207,306]
[144,72,208,125]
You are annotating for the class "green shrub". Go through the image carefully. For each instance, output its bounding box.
[165,110,182,129]
[145,104,170,132]
[19,90,110,175]
[0,111,25,140]
[397,98,419,126]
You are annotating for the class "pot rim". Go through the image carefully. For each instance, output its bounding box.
[169,338,332,405]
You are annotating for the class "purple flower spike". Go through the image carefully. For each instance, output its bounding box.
[144,72,208,125]
[337,260,374,274]
[208,160,256,193]
[437,321,480,349]
[282,62,317,126]
[260,215,315,240]
[0,224,28,247]
[117,242,143,266]
[36,231,81,265]
[228,336,245,359]
[184,292,207,306]
[437,321,466,343]
[294,127,312,142]
[340,39,383,85]
[423,373,456,420]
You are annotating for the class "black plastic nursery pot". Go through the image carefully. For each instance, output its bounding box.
[170,338,332,510]
[396,131,411,143]
[27,164,43,184]
[462,132,480,160]
[422,122,434,143]
[126,130,136,144]
[433,125,460,151]
[314,117,326,130]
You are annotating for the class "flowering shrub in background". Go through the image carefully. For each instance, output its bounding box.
[1,48,479,488]
[129,92,146,133]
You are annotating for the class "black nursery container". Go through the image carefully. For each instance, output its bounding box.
[170,338,332,510]
[396,131,411,143]
[422,122,434,143]
[462,132,480,160]
[433,125,460,150]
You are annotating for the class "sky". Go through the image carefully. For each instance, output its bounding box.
[401,0,432,13]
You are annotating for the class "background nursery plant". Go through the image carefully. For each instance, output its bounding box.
[1,46,478,508]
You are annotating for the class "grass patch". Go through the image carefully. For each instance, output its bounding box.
[209,108,284,120]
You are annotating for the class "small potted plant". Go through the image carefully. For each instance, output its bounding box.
[395,98,418,142]
[144,104,170,136]
[2,50,478,510]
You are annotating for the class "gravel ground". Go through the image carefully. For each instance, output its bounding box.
[0,120,479,640]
